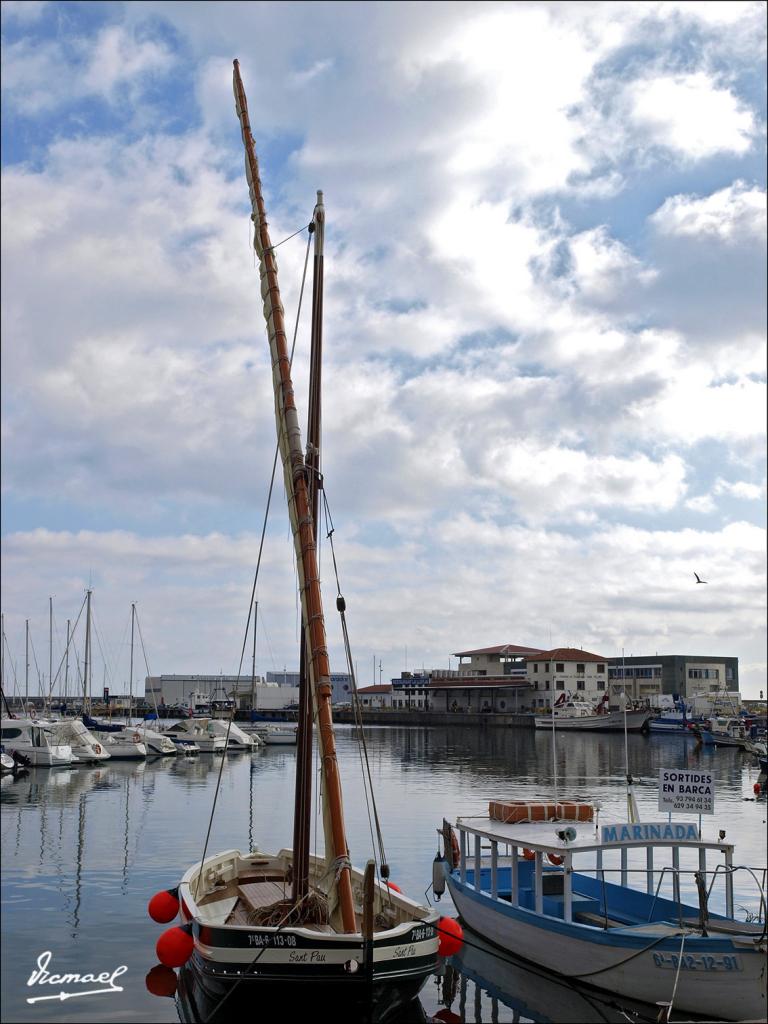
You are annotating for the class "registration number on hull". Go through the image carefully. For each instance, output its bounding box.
[652,953,742,971]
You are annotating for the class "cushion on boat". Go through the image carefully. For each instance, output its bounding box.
[489,800,594,823]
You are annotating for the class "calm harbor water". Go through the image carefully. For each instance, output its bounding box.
[1,724,765,1023]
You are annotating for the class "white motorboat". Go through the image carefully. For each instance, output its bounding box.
[81,714,146,759]
[0,717,73,767]
[259,725,298,746]
[45,716,111,762]
[162,718,226,753]
[136,724,179,756]
[206,717,260,750]
[436,809,767,1022]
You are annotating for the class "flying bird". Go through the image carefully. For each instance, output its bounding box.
[694,573,709,584]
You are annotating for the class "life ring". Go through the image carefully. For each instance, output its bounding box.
[450,829,461,868]
[132,732,141,744]
[523,848,536,861]
[93,744,102,755]
[547,853,564,866]
[29,708,36,720]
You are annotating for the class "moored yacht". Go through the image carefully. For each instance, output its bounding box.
[82,715,147,760]
[0,718,73,767]
[162,718,226,753]
[45,716,111,762]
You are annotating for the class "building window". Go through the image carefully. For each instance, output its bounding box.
[577,680,585,690]
[596,681,605,690]
[556,663,564,673]
[597,664,605,673]
[533,664,538,673]
[499,700,506,709]
[556,680,565,690]
[544,680,550,689]
[576,664,585,673]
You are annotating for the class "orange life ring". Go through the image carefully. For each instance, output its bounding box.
[547,853,564,866]
[132,732,141,744]
[93,744,102,755]
[522,848,536,861]
[450,830,461,868]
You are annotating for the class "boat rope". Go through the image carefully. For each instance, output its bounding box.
[193,223,313,892]
[564,930,691,979]
[259,220,312,254]
[664,930,686,1023]
[321,487,390,885]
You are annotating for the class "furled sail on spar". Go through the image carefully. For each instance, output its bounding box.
[232,60,355,932]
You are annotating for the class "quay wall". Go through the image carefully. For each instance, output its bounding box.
[330,710,535,728]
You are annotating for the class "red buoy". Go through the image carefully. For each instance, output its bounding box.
[433,1010,462,1023]
[754,782,761,795]
[148,890,180,924]
[385,881,402,893]
[145,964,178,998]
[437,916,464,957]
[156,926,194,968]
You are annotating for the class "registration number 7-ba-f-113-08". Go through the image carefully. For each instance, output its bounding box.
[652,953,742,971]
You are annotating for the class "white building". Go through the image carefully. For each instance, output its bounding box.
[356,684,393,709]
[145,674,299,711]
[525,648,611,709]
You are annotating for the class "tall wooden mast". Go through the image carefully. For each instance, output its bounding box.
[292,190,324,905]
[233,60,355,932]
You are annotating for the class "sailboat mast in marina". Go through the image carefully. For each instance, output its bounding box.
[234,58,355,930]
[149,60,438,1015]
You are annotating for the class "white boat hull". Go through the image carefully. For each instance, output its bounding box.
[446,872,766,1021]
[534,709,652,731]
[92,733,147,760]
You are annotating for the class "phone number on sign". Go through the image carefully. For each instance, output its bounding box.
[652,953,742,971]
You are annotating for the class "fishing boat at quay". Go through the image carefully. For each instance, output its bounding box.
[145,60,439,1019]
[533,693,652,732]
[435,809,767,1020]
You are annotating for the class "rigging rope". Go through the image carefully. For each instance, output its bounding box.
[194,222,313,881]
[321,487,390,885]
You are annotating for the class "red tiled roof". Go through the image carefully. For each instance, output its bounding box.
[525,647,606,663]
[356,684,392,694]
[428,676,530,690]
[453,644,545,657]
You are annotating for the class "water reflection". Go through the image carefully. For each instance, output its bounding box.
[174,964,430,1024]
[1,727,764,1024]
[434,928,659,1023]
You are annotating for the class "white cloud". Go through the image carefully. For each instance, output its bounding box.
[650,182,766,244]
[625,72,756,159]
[1,0,48,21]
[1,24,174,114]
[714,478,766,501]
[686,495,716,514]
[567,226,657,299]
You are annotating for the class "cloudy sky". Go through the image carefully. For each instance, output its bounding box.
[1,1,766,699]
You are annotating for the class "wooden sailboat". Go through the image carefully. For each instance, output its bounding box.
[158,60,438,1014]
